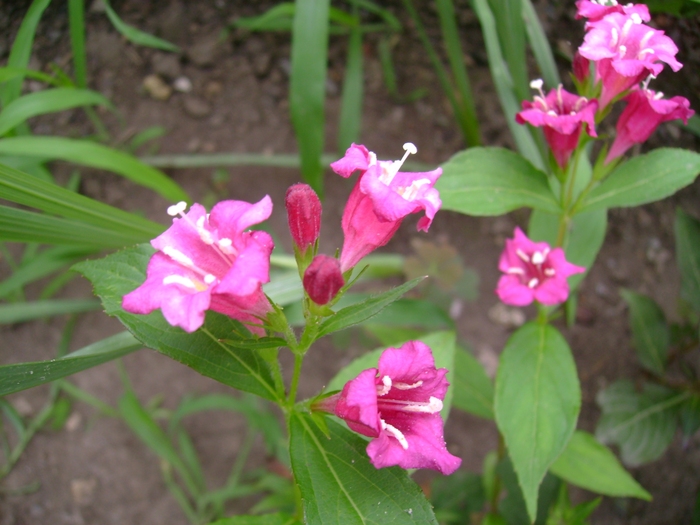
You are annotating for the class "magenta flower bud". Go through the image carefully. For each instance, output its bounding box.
[285,183,321,252]
[303,254,344,305]
[573,52,590,83]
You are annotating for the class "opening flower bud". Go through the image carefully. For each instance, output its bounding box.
[285,183,321,252]
[303,255,344,305]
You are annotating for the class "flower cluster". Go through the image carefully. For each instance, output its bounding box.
[517,1,693,170]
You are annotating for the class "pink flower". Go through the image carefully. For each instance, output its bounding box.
[607,89,694,163]
[285,183,321,253]
[496,227,585,306]
[320,341,461,475]
[331,143,442,272]
[578,12,682,107]
[516,82,598,169]
[122,198,274,334]
[575,0,650,24]
[303,254,344,305]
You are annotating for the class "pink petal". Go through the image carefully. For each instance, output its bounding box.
[377,341,448,401]
[335,368,381,437]
[496,275,535,306]
[533,277,570,306]
[330,143,371,178]
[209,196,273,249]
[217,231,274,297]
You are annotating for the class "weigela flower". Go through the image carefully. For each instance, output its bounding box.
[575,0,650,24]
[285,183,321,253]
[122,198,274,334]
[321,341,461,474]
[331,143,442,272]
[516,81,598,169]
[303,254,344,305]
[496,227,585,306]
[607,88,694,163]
[578,12,682,107]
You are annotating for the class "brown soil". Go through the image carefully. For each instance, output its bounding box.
[1,1,699,524]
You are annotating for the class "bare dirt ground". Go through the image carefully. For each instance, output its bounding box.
[1,1,699,524]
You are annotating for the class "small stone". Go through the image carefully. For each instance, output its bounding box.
[173,76,192,93]
[71,478,97,506]
[182,96,212,118]
[89,0,106,13]
[66,411,82,432]
[143,74,172,101]
[13,397,33,417]
[488,303,526,328]
[151,52,181,79]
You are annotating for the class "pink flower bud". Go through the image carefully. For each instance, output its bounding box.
[573,52,590,83]
[285,184,321,251]
[303,255,344,305]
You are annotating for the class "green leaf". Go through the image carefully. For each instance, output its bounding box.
[437,147,559,216]
[581,149,700,211]
[680,394,700,438]
[289,412,438,525]
[520,0,559,88]
[0,162,162,239]
[0,0,51,107]
[337,13,363,152]
[430,470,485,525]
[0,137,189,203]
[0,331,141,396]
[101,0,180,52]
[494,322,581,522]
[452,345,494,420]
[596,380,687,466]
[0,88,112,136]
[550,430,651,500]
[68,0,87,88]
[674,208,700,313]
[289,0,330,195]
[74,245,283,402]
[0,298,100,324]
[209,514,300,525]
[497,455,560,525]
[620,289,669,375]
[316,277,424,338]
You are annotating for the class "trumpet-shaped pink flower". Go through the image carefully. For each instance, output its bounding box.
[496,228,585,306]
[575,0,650,24]
[516,82,598,169]
[331,143,442,272]
[320,341,461,475]
[607,89,694,163]
[122,198,274,334]
[578,12,682,107]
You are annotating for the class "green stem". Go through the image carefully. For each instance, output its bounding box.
[287,353,304,407]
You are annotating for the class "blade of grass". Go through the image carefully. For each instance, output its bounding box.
[0,137,189,202]
[101,0,180,52]
[0,88,113,136]
[0,298,100,324]
[0,163,163,238]
[68,0,87,88]
[337,7,364,153]
[289,0,330,196]
[489,0,529,102]
[521,0,560,88]
[0,0,52,107]
[436,0,480,146]
[0,67,63,87]
[0,204,152,248]
[471,0,545,170]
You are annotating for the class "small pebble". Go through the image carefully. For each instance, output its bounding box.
[143,74,172,101]
[173,76,193,93]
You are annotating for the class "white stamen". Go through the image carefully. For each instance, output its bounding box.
[528,278,539,289]
[531,250,547,265]
[529,78,543,90]
[378,396,443,414]
[516,249,530,263]
[399,178,431,201]
[377,376,392,396]
[393,380,423,390]
[163,275,196,289]
[610,28,619,48]
[218,238,237,255]
[654,91,664,100]
[630,13,642,24]
[507,267,525,275]
[204,274,216,284]
[618,44,627,58]
[544,268,556,277]
[163,246,194,268]
[167,201,188,217]
[196,216,214,245]
[403,142,417,155]
[380,143,418,185]
[381,420,409,450]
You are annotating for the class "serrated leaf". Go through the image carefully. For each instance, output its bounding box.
[451,345,494,420]
[289,412,438,525]
[620,289,669,375]
[437,147,558,216]
[596,380,687,466]
[494,323,581,522]
[550,430,651,500]
[581,149,700,211]
[316,277,424,338]
[0,331,141,396]
[74,245,283,402]
[675,208,700,314]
